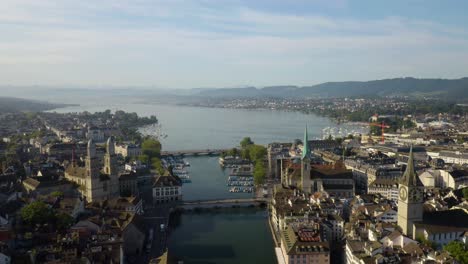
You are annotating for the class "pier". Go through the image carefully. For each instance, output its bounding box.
[161,148,229,157]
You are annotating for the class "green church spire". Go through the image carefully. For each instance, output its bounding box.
[302,126,309,159]
[401,146,421,186]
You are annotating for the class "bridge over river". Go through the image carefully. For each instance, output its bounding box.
[179,198,269,209]
[161,148,229,157]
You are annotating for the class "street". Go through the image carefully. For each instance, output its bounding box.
[133,204,172,263]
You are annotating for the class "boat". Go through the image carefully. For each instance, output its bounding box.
[228,186,254,193]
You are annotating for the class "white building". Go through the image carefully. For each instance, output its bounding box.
[419,170,437,188]
[375,209,398,223]
[367,179,399,202]
[87,126,105,142]
[438,169,468,189]
[152,173,182,204]
[322,214,344,243]
[429,151,468,165]
[115,143,142,158]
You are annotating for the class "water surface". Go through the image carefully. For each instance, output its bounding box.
[168,209,276,264]
[183,156,253,201]
[51,103,333,150]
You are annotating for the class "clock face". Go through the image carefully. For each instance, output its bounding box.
[409,189,422,202]
[399,186,408,200]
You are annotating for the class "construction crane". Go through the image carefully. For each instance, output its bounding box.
[369,121,390,144]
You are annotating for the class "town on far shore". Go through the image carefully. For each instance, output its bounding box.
[0,107,467,264]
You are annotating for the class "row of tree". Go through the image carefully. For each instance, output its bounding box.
[138,137,165,175]
[222,137,268,185]
[20,200,74,232]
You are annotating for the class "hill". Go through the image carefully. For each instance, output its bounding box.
[0,97,71,113]
[192,77,468,101]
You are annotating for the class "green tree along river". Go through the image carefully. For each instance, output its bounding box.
[51,102,366,263]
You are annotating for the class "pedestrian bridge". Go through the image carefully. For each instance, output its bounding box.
[179,198,268,209]
[161,149,229,157]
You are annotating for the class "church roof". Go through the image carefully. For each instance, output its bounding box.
[65,165,87,179]
[421,209,468,228]
[399,146,423,187]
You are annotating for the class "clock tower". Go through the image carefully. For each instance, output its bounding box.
[397,146,424,238]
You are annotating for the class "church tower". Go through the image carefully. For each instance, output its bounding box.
[85,139,101,201]
[397,146,424,238]
[104,136,119,197]
[86,139,100,178]
[301,126,312,193]
[104,137,118,176]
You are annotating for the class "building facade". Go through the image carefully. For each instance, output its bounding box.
[152,173,182,204]
[65,138,119,202]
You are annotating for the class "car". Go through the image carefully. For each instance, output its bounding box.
[146,242,152,253]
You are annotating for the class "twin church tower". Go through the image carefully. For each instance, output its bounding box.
[66,137,120,202]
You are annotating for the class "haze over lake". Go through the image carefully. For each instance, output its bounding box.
[51,102,335,151]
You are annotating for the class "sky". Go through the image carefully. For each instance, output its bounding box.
[1,0,468,88]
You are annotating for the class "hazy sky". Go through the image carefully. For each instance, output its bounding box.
[2,0,468,88]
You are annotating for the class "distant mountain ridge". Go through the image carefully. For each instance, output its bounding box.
[193,77,468,101]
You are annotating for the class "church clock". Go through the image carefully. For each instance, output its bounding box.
[409,188,422,202]
[399,186,407,200]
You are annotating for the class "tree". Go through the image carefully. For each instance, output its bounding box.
[226,148,239,157]
[248,145,267,161]
[138,154,149,165]
[253,161,266,185]
[463,188,468,200]
[51,191,64,198]
[416,235,438,250]
[21,201,54,226]
[151,157,165,175]
[335,137,343,145]
[141,138,162,158]
[240,137,254,148]
[444,241,468,264]
[55,212,74,231]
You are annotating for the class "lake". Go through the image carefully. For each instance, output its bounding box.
[50,102,336,150]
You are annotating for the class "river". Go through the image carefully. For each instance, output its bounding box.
[51,102,363,263]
